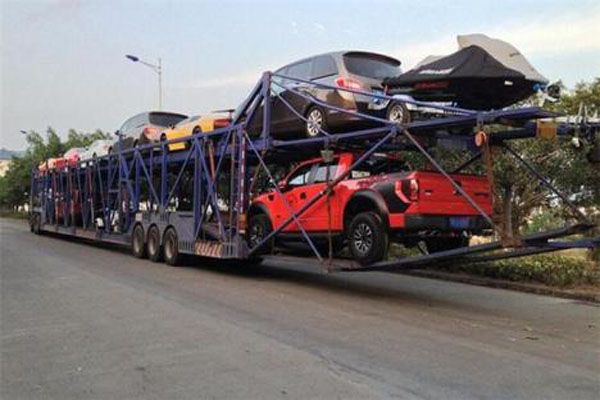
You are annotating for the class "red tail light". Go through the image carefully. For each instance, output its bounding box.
[414,81,449,90]
[143,127,158,136]
[335,77,363,90]
[395,178,419,203]
[213,118,230,128]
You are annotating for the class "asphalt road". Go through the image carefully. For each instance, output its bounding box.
[1,218,599,399]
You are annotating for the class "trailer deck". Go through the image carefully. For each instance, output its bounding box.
[29,72,600,270]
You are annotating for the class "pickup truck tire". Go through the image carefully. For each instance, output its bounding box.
[425,236,469,253]
[348,212,388,265]
[248,214,274,255]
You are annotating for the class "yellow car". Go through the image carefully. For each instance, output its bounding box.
[160,113,231,151]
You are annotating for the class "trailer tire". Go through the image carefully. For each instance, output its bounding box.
[348,212,388,265]
[163,227,181,266]
[31,213,41,234]
[247,214,274,255]
[132,224,146,259]
[147,225,162,262]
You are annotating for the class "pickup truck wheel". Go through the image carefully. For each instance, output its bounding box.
[348,212,388,265]
[131,224,146,259]
[247,214,274,255]
[425,236,469,253]
[163,227,181,266]
[147,225,163,262]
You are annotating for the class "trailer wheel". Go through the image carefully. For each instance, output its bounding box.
[425,236,469,253]
[31,213,41,234]
[247,214,273,255]
[132,224,146,259]
[348,212,388,265]
[147,225,162,262]
[163,227,181,266]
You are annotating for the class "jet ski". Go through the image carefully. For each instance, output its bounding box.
[384,34,549,110]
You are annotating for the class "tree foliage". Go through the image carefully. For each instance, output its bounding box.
[0,127,110,208]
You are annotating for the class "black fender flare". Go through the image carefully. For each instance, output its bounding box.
[247,202,274,225]
[343,190,389,231]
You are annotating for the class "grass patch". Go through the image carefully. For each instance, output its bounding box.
[389,243,599,288]
[442,254,600,288]
[0,209,28,219]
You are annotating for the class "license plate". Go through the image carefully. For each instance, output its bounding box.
[372,89,384,104]
[450,217,470,229]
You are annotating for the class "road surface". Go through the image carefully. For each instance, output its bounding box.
[1,218,599,399]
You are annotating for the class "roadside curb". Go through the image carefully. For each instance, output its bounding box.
[404,269,600,304]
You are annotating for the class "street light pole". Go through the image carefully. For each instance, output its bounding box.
[158,57,162,110]
[125,54,163,110]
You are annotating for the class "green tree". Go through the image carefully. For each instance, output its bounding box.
[0,127,111,209]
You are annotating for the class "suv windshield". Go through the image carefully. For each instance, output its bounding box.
[149,112,188,127]
[343,53,401,79]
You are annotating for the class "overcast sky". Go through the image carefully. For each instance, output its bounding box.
[2,0,599,150]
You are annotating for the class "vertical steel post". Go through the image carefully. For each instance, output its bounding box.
[261,72,272,139]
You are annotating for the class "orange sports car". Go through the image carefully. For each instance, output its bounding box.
[160,112,231,151]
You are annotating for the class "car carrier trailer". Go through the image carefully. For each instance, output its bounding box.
[29,72,600,271]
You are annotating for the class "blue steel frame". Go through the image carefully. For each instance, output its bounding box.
[29,71,600,269]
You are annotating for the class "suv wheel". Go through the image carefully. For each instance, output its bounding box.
[348,212,388,265]
[247,214,273,255]
[305,107,327,137]
[386,102,410,124]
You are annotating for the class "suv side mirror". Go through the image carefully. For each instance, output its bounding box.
[114,130,121,137]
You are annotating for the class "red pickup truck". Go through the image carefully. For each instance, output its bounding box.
[248,152,492,264]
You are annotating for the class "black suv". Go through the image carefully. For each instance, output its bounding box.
[247,51,408,138]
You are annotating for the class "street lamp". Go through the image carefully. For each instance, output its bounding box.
[125,54,162,110]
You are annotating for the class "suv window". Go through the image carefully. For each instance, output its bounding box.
[119,117,134,132]
[149,112,187,127]
[311,56,338,80]
[272,67,288,95]
[313,161,337,183]
[343,52,401,79]
[288,163,313,187]
[287,61,311,81]
[132,114,149,127]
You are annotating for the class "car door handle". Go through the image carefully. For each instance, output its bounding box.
[299,192,307,200]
